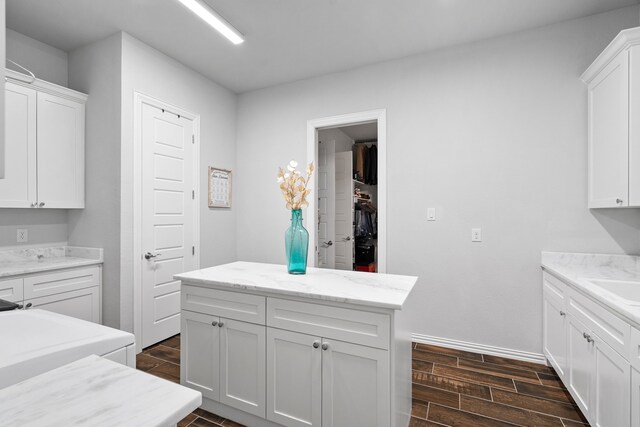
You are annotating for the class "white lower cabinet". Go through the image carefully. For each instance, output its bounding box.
[543,291,567,379]
[181,310,266,417]
[592,337,630,427]
[567,314,594,415]
[26,286,100,323]
[632,369,640,426]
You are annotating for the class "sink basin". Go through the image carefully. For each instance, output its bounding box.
[587,279,640,305]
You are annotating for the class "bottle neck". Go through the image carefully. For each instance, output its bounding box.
[290,209,303,224]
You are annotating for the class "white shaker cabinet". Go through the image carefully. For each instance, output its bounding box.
[542,274,567,379]
[633,369,640,426]
[581,27,640,208]
[567,314,594,416]
[1,69,87,209]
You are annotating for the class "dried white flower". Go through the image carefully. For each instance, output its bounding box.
[289,160,298,168]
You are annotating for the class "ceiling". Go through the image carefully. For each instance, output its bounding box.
[7,0,640,93]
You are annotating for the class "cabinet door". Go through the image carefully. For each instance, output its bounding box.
[322,339,390,427]
[219,318,266,417]
[0,82,36,208]
[36,92,85,208]
[0,277,23,303]
[266,328,321,427]
[567,315,594,417]
[593,338,630,427]
[181,310,220,400]
[629,46,640,206]
[26,286,100,323]
[632,369,640,427]
[588,50,630,208]
[543,294,567,379]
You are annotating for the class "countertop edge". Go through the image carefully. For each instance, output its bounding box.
[0,258,104,279]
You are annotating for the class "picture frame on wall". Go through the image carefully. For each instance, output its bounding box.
[208,167,232,208]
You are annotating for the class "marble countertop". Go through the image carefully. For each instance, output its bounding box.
[541,251,640,328]
[0,355,201,426]
[0,246,103,278]
[175,261,418,310]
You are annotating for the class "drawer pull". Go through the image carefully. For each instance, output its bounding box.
[583,332,594,344]
[211,320,218,327]
[559,311,566,317]
[218,321,224,327]
[313,341,320,349]
[321,342,329,351]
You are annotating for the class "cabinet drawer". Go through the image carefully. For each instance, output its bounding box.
[182,285,266,325]
[542,272,567,307]
[267,298,390,350]
[0,278,23,303]
[631,327,640,371]
[567,287,631,356]
[23,266,100,299]
[26,286,101,323]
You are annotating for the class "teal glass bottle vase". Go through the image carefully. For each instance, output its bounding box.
[285,209,309,274]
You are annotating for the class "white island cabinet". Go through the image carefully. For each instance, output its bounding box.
[175,261,417,427]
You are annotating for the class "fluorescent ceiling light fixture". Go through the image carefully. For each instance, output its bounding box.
[176,0,244,45]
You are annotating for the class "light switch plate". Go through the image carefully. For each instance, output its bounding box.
[427,208,436,221]
[471,228,482,242]
[17,229,28,243]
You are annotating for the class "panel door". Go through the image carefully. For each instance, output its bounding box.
[181,310,219,400]
[593,338,630,427]
[632,369,640,427]
[25,286,100,323]
[322,339,390,427]
[219,318,266,417]
[141,103,196,348]
[36,91,85,208]
[588,50,630,208]
[543,294,567,379]
[334,151,354,271]
[317,139,336,268]
[567,315,594,417]
[0,82,36,208]
[266,327,321,427]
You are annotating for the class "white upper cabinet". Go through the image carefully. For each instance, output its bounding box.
[1,69,87,209]
[582,27,640,208]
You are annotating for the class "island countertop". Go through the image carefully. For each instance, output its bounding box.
[175,261,418,310]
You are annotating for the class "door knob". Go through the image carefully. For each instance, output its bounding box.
[144,252,161,260]
[342,236,351,242]
[322,241,333,247]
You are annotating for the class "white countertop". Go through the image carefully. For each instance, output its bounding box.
[0,310,134,389]
[175,261,418,310]
[541,251,640,328]
[0,246,103,278]
[0,355,201,427]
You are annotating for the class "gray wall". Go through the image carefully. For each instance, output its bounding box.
[119,33,237,332]
[235,6,640,355]
[6,28,68,86]
[67,33,123,329]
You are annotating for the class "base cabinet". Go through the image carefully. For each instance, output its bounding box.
[592,337,630,427]
[567,314,594,415]
[543,292,567,379]
[181,310,266,417]
[633,369,640,426]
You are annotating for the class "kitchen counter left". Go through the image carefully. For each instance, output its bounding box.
[0,246,103,278]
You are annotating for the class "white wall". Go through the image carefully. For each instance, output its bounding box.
[235,6,640,355]
[0,210,67,247]
[319,127,353,153]
[67,33,122,328]
[119,33,237,332]
[6,28,68,86]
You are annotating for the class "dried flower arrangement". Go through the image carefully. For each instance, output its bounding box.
[277,160,314,210]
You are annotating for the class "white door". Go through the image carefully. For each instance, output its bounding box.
[542,294,567,379]
[181,310,219,400]
[219,318,266,417]
[141,103,196,348]
[37,91,85,209]
[266,328,321,427]
[588,50,629,208]
[632,368,640,427]
[0,83,36,208]
[592,338,630,427]
[334,152,354,271]
[567,315,594,417]
[322,339,390,427]
[317,140,336,268]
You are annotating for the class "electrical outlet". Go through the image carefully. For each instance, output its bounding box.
[471,228,482,242]
[17,229,28,243]
[427,208,436,221]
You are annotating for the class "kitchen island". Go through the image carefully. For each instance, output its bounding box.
[175,261,417,427]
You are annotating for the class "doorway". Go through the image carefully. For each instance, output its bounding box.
[133,93,200,351]
[306,110,386,273]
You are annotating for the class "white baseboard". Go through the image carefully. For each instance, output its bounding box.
[412,333,547,366]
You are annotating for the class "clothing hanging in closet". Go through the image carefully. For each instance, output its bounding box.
[354,143,377,185]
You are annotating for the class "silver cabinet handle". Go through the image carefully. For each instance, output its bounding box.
[616,198,624,204]
[144,252,161,260]
[313,341,320,349]
[321,342,329,351]
[559,311,566,317]
[38,202,45,207]
[211,320,218,327]
[24,303,32,310]
[30,202,37,208]
[218,321,224,327]
[583,332,594,343]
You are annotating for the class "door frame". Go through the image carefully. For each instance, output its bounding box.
[306,109,387,273]
[132,92,201,352]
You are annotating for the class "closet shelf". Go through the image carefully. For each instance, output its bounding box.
[353,179,376,186]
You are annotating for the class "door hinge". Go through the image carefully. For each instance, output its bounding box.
[192,190,195,200]
[192,135,195,144]
[192,246,195,256]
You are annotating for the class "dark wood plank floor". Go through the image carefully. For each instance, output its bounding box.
[136,336,590,427]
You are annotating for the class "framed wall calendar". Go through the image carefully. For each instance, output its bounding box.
[208,167,232,208]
